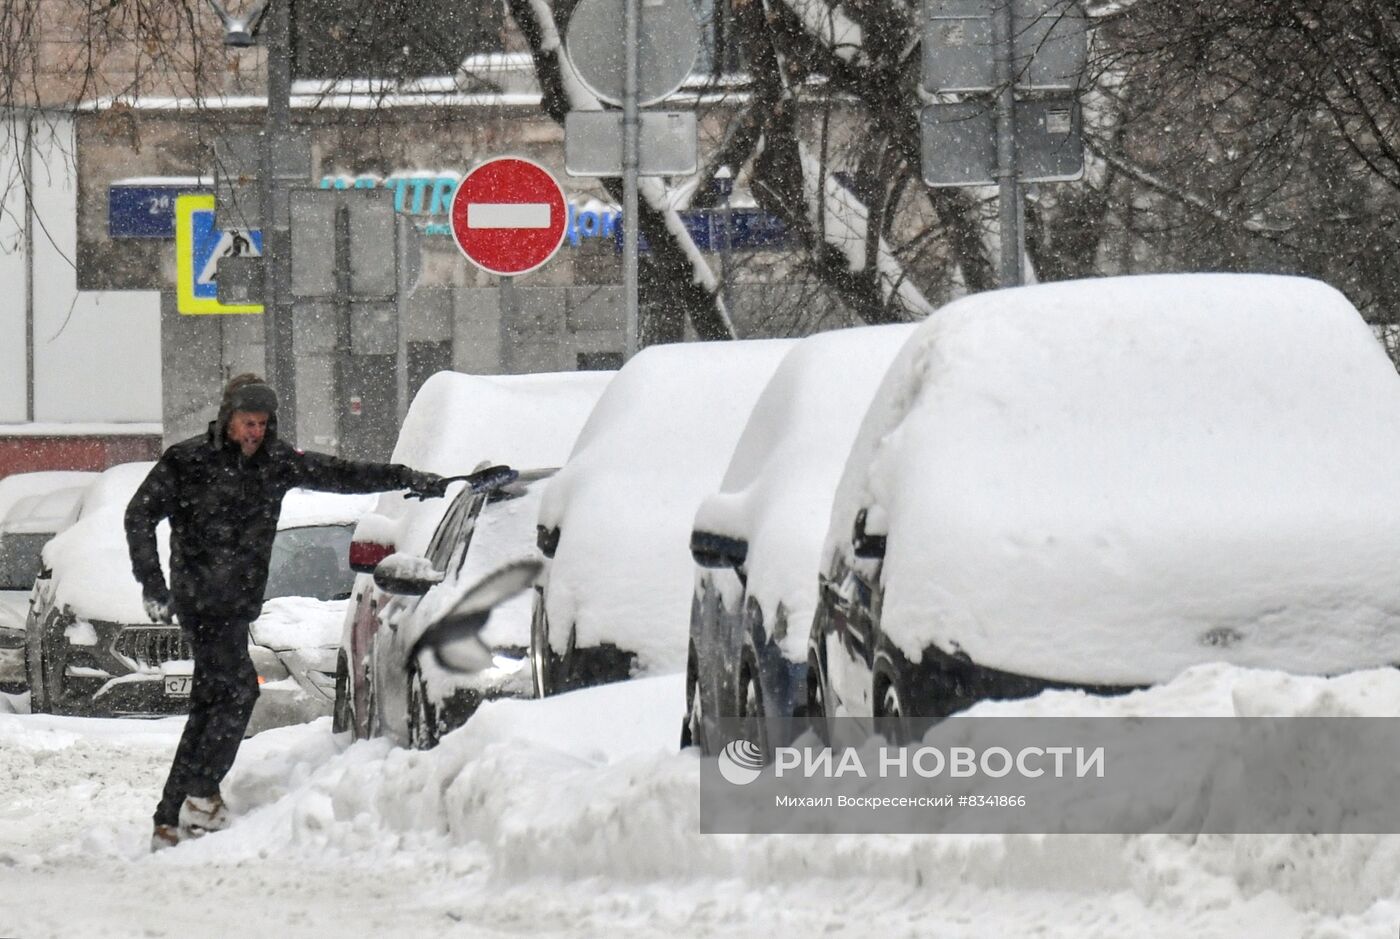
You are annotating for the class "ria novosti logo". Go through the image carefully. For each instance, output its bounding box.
[717,739,765,785]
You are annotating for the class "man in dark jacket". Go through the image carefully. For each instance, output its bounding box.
[126,374,445,851]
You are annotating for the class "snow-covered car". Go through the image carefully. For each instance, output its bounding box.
[809,273,1400,729]
[26,459,373,728]
[684,325,916,752]
[0,474,95,691]
[358,469,554,749]
[533,339,797,696]
[337,369,613,742]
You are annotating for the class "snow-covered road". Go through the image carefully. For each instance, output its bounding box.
[3,670,1399,938]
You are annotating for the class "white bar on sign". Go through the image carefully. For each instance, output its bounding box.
[467,202,552,229]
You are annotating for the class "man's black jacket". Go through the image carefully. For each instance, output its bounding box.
[125,422,417,624]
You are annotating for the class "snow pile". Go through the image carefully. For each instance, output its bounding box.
[538,340,797,671]
[829,274,1400,685]
[694,325,917,661]
[8,666,1400,933]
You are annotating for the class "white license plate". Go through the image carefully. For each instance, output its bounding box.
[164,675,193,697]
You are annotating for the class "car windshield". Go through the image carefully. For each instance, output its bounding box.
[0,532,48,590]
[263,524,356,601]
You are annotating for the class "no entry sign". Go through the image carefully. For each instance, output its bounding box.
[450,156,568,276]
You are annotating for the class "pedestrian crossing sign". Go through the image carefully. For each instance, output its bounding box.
[175,193,265,315]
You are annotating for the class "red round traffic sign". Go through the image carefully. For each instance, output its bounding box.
[450,156,568,276]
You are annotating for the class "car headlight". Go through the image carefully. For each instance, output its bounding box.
[248,644,289,682]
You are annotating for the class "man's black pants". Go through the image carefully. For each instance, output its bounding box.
[153,620,260,827]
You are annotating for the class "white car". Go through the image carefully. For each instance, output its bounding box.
[533,339,797,695]
[0,474,95,690]
[338,369,613,743]
[810,273,1400,729]
[26,460,373,731]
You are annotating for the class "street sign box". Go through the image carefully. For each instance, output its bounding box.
[565,110,698,177]
[174,193,264,315]
[922,0,1088,93]
[920,98,1083,186]
[566,0,700,106]
[922,0,996,93]
[450,157,568,276]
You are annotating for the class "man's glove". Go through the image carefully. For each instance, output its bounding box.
[405,470,449,499]
[143,593,174,625]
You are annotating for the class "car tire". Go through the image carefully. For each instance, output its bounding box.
[331,656,352,735]
[530,598,562,698]
[737,657,770,759]
[681,646,706,752]
[25,642,47,714]
[406,663,439,751]
[875,668,913,745]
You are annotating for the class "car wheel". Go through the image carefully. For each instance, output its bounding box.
[876,672,912,745]
[530,599,561,698]
[25,642,47,713]
[737,660,769,759]
[681,647,706,752]
[331,656,352,735]
[406,663,439,751]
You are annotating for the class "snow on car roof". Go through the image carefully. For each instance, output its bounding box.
[692,324,917,662]
[0,485,90,535]
[0,470,97,528]
[539,339,797,673]
[354,369,614,558]
[828,273,1400,686]
[279,489,376,529]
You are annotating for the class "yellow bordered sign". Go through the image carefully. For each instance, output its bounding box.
[175,193,263,315]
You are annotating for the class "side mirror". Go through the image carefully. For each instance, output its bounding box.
[372,553,444,596]
[408,559,544,671]
[852,508,886,560]
[690,530,748,569]
[349,539,394,575]
[536,525,560,559]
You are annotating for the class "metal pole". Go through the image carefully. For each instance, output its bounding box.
[622,0,640,358]
[993,0,1021,287]
[23,114,34,422]
[260,0,297,439]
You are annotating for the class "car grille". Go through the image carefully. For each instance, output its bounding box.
[114,627,193,668]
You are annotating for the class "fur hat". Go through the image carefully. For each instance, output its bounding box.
[221,373,279,416]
